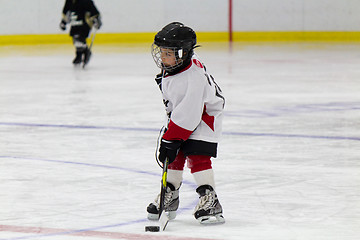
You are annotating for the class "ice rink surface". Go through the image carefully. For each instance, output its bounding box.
[0,42,359,240]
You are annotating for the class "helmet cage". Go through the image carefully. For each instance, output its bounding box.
[151,22,196,72]
[151,43,186,72]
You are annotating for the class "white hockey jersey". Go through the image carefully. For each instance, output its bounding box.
[161,55,225,143]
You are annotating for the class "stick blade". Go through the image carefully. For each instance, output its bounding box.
[159,210,169,231]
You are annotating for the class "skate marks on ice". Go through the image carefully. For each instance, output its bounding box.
[1,43,360,240]
[0,154,202,240]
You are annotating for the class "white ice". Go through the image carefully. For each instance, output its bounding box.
[0,42,360,240]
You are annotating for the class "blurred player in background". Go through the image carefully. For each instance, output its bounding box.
[60,0,102,66]
[147,22,225,225]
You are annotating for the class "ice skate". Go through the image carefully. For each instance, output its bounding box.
[194,185,225,225]
[83,47,92,68]
[147,182,179,220]
[72,51,83,65]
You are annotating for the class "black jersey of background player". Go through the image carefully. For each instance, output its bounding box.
[62,0,100,37]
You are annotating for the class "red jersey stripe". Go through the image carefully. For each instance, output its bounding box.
[163,119,193,141]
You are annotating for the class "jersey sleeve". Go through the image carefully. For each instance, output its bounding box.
[88,0,100,17]
[62,0,71,17]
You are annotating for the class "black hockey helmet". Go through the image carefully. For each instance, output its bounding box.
[151,22,197,72]
[154,22,196,51]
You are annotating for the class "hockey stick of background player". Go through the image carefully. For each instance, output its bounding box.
[88,28,97,51]
[83,28,97,68]
[145,157,170,232]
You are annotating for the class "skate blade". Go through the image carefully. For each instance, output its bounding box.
[147,211,176,221]
[198,214,225,225]
[147,213,159,221]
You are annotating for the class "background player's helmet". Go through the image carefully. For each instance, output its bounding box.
[151,22,197,73]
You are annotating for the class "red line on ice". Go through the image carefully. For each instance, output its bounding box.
[0,225,217,240]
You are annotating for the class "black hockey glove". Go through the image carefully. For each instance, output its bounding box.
[93,16,102,30]
[158,139,182,164]
[59,20,67,31]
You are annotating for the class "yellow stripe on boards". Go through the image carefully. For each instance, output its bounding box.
[0,34,70,45]
[233,31,360,41]
[0,33,155,45]
[0,32,360,45]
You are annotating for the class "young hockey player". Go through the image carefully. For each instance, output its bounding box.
[147,22,225,224]
[60,0,102,65]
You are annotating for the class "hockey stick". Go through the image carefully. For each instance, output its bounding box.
[82,28,97,68]
[145,157,169,232]
[88,28,97,51]
[158,157,170,230]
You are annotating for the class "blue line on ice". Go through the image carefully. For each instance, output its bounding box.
[0,121,359,141]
